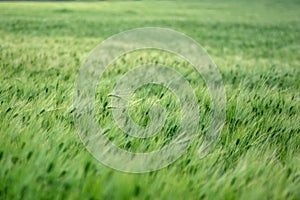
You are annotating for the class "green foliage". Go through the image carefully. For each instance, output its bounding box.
[0,1,299,199]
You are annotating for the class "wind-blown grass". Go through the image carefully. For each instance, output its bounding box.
[0,1,299,199]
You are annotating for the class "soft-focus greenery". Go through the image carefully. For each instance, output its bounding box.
[0,1,299,199]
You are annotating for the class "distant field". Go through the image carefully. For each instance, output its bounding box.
[0,1,300,199]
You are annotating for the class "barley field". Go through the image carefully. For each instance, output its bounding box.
[0,0,300,199]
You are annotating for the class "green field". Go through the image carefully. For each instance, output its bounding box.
[0,0,300,199]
